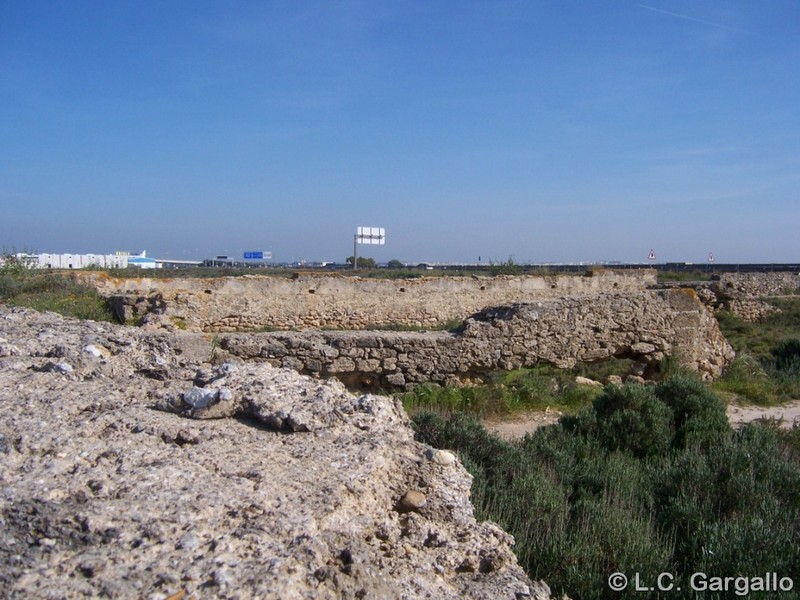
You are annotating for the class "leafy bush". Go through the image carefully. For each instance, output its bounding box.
[488,256,522,276]
[564,384,673,458]
[412,377,800,599]
[655,376,730,450]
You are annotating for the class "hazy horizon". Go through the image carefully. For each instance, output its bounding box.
[2,1,799,265]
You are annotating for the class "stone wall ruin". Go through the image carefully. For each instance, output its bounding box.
[217,289,734,388]
[75,269,750,388]
[81,269,657,332]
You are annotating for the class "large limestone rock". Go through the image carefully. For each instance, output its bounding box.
[0,307,550,599]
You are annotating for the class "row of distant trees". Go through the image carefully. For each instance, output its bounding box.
[345,257,404,269]
[345,256,522,274]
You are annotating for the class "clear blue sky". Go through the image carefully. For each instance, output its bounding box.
[2,1,799,264]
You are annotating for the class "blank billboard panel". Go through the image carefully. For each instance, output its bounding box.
[356,226,385,244]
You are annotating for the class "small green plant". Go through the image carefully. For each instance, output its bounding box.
[438,318,464,332]
[488,256,522,276]
[713,352,780,405]
[210,335,220,362]
[772,338,800,374]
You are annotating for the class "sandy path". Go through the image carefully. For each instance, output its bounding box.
[484,400,800,441]
[726,400,800,429]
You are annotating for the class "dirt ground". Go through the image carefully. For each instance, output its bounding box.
[484,400,800,441]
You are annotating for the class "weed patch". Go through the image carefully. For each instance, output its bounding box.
[0,260,116,322]
[400,362,637,419]
[715,298,800,404]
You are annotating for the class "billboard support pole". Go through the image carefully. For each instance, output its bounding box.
[353,234,358,270]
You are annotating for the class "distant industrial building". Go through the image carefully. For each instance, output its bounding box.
[8,251,197,270]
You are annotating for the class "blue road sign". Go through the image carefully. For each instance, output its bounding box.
[243,251,264,260]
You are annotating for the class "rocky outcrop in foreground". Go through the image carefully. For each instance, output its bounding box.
[0,307,551,599]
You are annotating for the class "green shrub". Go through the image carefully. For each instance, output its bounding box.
[653,352,696,380]
[402,383,500,417]
[655,376,730,450]
[412,379,800,599]
[488,256,522,276]
[563,377,730,457]
[400,364,609,419]
[565,384,673,458]
[652,422,800,581]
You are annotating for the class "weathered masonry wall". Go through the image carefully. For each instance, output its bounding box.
[82,270,659,332]
[663,272,800,322]
[217,289,734,389]
[713,272,800,297]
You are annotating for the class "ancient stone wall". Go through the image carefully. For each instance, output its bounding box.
[709,272,800,321]
[218,289,734,389]
[79,270,658,332]
[713,272,800,298]
[666,272,800,322]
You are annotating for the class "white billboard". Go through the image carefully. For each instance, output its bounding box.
[356,227,385,245]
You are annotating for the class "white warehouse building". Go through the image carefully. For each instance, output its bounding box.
[15,251,159,270]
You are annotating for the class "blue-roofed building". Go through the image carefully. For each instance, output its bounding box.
[127,254,158,269]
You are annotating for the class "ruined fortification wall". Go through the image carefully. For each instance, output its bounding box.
[73,270,735,387]
[709,272,800,321]
[713,272,800,298]
[81,270,658,332]
[668,272,800,322]
[218,289,734,388]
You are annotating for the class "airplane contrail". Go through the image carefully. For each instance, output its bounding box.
[638,4,754,35]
